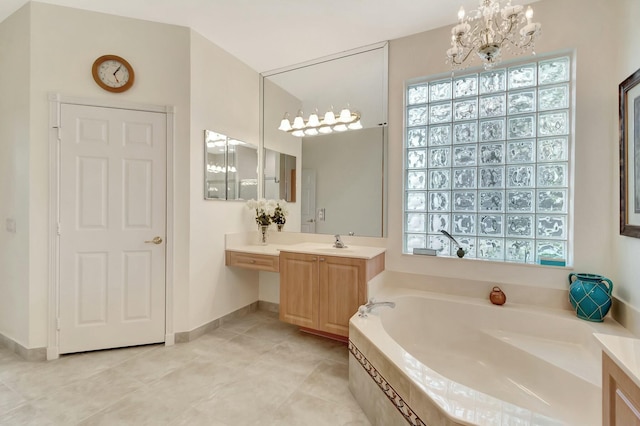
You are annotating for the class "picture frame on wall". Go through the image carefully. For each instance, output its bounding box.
[620,67,640,238]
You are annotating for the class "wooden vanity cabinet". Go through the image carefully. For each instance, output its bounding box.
[603,352,640,426]
[279,251,384,338]
[225,250,279,272]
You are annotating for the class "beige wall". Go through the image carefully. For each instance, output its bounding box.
[188,30,261,331]
[0,5,30,348]
[614,0,640,316]
[0,2,266,348]
[386,0,627,293]
[27,3,192,346]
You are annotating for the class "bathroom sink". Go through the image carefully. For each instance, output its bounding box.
[313,248,356,254]
[283,242,386,259]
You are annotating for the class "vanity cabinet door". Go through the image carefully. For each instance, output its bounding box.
[603,352,640,426]
[317,256,367,337]
[279,252,319,329]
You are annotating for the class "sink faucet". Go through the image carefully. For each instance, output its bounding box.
[333,234,347,248]
[358,299,396,318]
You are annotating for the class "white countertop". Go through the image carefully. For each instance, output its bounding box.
[595,333,640,388]
[226,242,386,260]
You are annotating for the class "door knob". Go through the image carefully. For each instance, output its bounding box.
[306,219,315,223]
[145,236,163,245]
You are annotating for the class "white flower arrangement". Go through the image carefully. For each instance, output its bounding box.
[246,198,289,227]
[246,198,277,226]
[271,200,288,225]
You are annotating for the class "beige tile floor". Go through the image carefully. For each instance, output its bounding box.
[0,310,371,425]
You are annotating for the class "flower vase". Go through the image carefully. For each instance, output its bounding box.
[257,225,269,245]
[568,273,613,322]
[277,223,284,232]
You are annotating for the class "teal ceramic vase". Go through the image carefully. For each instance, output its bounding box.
[568,273,613,322]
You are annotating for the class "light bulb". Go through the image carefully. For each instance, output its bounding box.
[292,112,305,130]
[278,114,292,132]
[323,110,337,125]
[348,120,363,130]
[525,6,533,23]
[307,112,321,127]
[333,124,348,132]
[318,126,332,134]
[457,6,465,22]
[304,128,318,136]
[291,130,305,137]
[338,108,352,123]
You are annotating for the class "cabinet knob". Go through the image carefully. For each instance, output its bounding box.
[250,260,256,264]
[311,257,317,261]
[319,258,325,262]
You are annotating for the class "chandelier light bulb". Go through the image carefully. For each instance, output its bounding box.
[333,124,348,132]
[318,126,333,134]
[446,0,542,70]
[304,128,319,136]
[291,130,305,138]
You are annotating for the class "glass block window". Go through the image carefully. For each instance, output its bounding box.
[404,56,572,263]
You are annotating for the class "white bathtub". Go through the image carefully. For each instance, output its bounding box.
[348,288,633,426]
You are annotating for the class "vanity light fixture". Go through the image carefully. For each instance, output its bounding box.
[446,0,542,70]
[278,106,362,138]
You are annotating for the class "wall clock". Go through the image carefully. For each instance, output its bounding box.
[91,55,135,93]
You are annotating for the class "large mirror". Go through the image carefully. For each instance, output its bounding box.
[204,130,258,200]
[261,42,388,237]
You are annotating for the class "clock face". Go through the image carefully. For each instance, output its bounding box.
[92,55,135,93]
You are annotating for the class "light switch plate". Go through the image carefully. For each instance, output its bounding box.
[6,218,16,233]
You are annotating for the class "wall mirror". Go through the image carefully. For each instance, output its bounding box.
[204,130,258,201]
[261,42,388,237]
[264,148,297,202]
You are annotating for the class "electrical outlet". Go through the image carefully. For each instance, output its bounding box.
[317,208,326,221]
[6,218,16,233]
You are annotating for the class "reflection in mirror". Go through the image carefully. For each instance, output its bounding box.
[261,42,388,237]
[264,149,297,202]
[204,130,258,200]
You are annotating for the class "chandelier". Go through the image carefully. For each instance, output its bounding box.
[446,0,542,70]
[278,107,362,137]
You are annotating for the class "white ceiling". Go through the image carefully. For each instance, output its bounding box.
[0,0,534,73]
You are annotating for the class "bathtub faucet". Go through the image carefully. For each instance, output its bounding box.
[358,299,396,318]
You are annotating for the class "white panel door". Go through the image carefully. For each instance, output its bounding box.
[58,104,166,354]
[301,169,316,233]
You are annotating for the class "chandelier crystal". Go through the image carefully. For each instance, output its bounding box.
[446,0,542,70]
[278,106,361,138]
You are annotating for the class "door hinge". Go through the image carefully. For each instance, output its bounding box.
[57,222,61,235]
[53,126,61,141]
[56,318,61,331]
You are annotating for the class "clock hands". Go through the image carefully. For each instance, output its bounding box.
[113,66,122,83]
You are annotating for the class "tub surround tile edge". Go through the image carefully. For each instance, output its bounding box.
[349,340,426,426]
